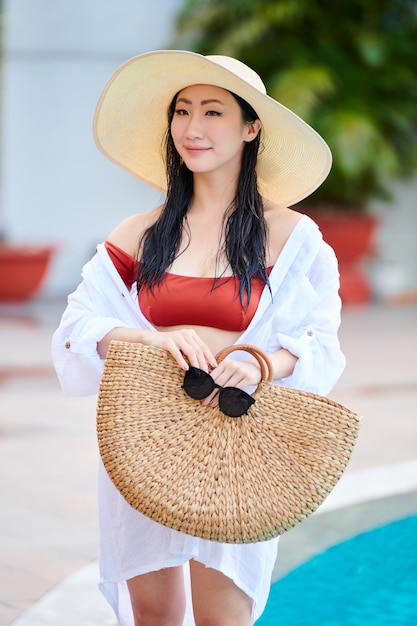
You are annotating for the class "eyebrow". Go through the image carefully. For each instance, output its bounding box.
[176,97,225,106]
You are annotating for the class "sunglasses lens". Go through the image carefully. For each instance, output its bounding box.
[183,367,215,400]
[219,388,255,418]
[183,368,256,417]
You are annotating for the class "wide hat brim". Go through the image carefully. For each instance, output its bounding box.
[93,50,332,207]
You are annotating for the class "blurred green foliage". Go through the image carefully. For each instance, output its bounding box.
[173,0,417,208]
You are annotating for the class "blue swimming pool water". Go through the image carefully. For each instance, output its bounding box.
[258,515,417,626]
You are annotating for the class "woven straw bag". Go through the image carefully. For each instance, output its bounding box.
[97,341,361,543]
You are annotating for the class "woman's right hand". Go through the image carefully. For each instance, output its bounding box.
[146,328,217,371]
[97,327,217,372]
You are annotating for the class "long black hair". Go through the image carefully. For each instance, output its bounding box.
[136,90,269,307]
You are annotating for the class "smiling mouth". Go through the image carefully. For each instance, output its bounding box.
[184,146,211,154]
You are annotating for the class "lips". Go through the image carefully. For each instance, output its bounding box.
[184,145,211,155]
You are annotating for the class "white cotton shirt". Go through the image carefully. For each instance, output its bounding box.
[52,214,346,625]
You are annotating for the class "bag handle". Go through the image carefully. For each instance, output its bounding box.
[215,344,274,396]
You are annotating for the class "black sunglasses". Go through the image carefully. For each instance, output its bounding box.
[182,366,255,418]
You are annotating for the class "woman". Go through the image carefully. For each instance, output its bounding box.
[52,50,346,626]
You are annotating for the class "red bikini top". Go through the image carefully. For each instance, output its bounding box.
[105,241,270,332]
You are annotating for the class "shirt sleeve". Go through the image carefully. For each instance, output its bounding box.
[274,242,346,395]
[277,291,345,394]
[51,246,144,397]
[51,280,131,397]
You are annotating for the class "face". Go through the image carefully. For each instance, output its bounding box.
[170,84,261,179]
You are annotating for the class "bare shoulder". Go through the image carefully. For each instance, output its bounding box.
[263,201,304,263]
[106,205,163,258]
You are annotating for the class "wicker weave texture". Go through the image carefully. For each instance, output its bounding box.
[97,341,361,543]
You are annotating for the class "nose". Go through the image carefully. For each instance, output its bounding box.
[184,113,204,140]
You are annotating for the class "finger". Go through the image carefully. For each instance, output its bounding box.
[166,344,191,370]
[180,331,217,371]
[185,332,217,369]
[202,389,219,407]
[211,360,257,389]
[158,333,199,370]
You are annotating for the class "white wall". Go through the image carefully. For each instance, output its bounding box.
[369,179,417,300]
[1,0,181,295]
[1,0,416,300]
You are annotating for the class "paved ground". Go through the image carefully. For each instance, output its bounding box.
[0,299,416,625]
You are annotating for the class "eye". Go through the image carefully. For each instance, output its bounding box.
[206,110,222,116]
[174,108,189,116]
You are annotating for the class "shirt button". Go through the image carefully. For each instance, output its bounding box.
[307,330,314,337]
[65,341,71,349]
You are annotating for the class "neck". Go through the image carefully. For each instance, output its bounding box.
[189,171,238,217]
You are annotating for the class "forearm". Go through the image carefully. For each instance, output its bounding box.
[243,348,298,386]
[97,327,156,359]
[207,347,298,404]
[267,348,298,380]
[97,325,218,371]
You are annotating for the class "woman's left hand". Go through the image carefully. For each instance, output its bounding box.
[201,358,261,407]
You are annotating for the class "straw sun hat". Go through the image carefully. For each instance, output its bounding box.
[93,49,332,207]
